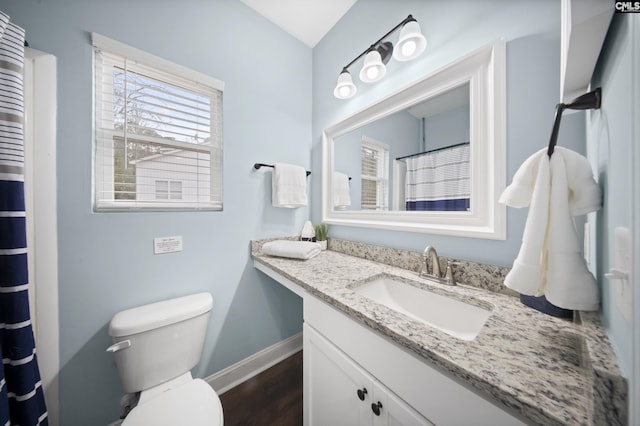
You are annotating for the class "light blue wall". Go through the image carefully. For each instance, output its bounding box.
[311,0,585,266]
[425,104,470,150]
[588,12,639,414]
[0,1,310,424]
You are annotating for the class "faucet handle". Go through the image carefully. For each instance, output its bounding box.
[444,261,456,286]
[419,253,429,277]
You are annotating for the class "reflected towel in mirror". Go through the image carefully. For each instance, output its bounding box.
[333,172,351,210]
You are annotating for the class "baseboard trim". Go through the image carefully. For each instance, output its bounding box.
[205,332,302,395]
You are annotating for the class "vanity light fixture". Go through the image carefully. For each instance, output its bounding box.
[333,15,427,99]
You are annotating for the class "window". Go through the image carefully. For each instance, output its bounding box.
[155,180,182,200]
[361,137,389,210]
[92,34,224,211]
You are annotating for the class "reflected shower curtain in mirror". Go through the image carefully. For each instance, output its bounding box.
[405,144,470,211]
[0,11,49,426]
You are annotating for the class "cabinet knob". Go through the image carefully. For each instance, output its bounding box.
[371,401,383,416]
[356,388,368,401]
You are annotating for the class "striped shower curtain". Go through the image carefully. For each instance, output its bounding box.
[0,11,49,426]
[405,143,470,211]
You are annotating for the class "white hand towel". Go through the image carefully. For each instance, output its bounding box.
[333,172,351,210]
[272,163,308,208]
[500,147,601,311]
[500,149,550,296]
[544,147,600,310]
[262,240,321,260]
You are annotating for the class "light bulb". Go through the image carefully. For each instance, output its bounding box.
[334,70,356,99]
[401,40,416,57]
[359,50,386,83]
[393,19,427,62]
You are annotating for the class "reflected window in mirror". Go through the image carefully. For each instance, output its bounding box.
[361,137,389,211]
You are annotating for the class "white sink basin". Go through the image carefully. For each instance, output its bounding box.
[353,275,492,341]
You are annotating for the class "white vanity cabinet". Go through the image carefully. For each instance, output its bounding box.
[303,295,527,426]
[305,323,433,426]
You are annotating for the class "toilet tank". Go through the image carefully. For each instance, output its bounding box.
[108,292,213,393]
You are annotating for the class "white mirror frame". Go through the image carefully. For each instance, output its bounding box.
[322,39,506,240]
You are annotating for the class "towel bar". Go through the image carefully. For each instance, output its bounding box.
[253,163,311,176]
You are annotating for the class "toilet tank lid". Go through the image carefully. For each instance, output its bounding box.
[109,292,213,337]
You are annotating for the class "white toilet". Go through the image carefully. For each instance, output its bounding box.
[107,292,223,425]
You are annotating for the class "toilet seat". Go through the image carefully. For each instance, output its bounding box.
[122,379,223,426]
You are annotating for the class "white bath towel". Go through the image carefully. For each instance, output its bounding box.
[262,240,321,260]
[499,147,601,310]
[272,163,308,208]
[333,172,351,210]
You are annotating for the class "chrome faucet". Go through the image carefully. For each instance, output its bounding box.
[420,246,456,286]
[422,246,441,277]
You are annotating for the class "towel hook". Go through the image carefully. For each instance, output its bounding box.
[547,87,602,157]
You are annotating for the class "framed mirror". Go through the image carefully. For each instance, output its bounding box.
[322,40,506,239]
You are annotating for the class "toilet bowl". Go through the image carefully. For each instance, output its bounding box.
[107,292,223,425]
[121,378,222,425]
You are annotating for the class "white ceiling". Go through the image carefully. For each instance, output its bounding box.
[239,0,357,47]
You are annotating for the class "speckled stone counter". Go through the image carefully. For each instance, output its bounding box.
[251,238,628,426]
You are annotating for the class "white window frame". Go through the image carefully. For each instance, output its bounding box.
[92,33,224,212]
[360,136,389,211]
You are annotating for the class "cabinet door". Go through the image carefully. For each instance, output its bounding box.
[304,324,372,425]
[371,381,434,426]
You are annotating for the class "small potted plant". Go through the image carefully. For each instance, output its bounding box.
[314,223,329,250]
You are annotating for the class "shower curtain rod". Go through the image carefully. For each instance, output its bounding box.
[395,141,469,161]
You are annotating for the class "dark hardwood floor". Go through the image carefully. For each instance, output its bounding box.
[219,350,303,426]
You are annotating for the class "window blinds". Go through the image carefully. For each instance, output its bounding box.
[93,37,223,211]
[361,145,380,209]
[360,141,389,210]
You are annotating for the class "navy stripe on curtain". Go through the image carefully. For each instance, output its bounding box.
[405,198,470,211]
[0,10,49,426]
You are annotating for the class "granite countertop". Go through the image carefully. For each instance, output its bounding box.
[251,238,627,426]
